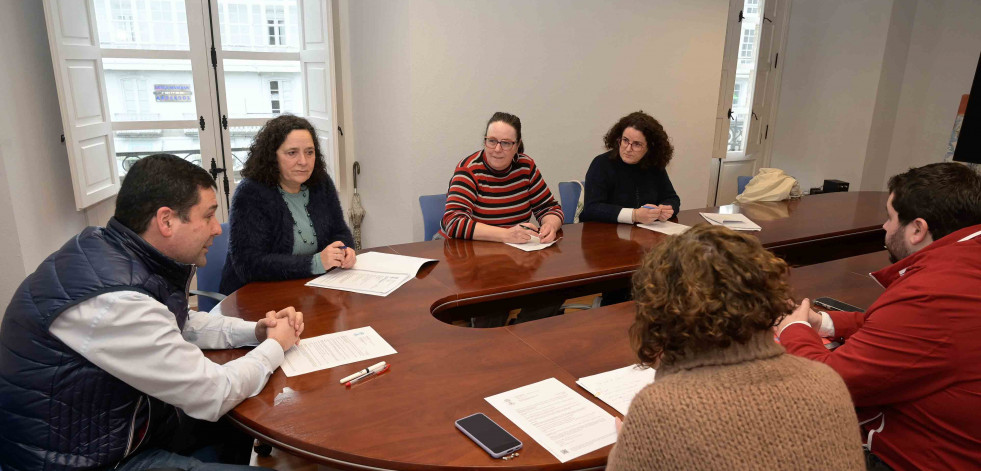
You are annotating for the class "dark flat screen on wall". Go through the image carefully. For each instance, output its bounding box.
[953,51,981,165]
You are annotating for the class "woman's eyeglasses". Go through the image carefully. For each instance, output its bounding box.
[485,138,517,151]
[620,136,646,151]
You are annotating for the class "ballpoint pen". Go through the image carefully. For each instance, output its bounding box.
[345,364,390,387]
[518,224,539,233]
[339,361,386,384]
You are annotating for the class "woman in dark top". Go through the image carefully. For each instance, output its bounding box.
[580,111,680,224]
[220,115,355,295]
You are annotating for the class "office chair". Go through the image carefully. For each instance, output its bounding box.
[190,222,230,312]
[557,180,584,224]
[737,175,752,195]
[419,193,447,241]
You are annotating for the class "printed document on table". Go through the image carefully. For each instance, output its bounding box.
[281,326,397,377]
[699,212,762,231]
[305,251,436,296]
[485,377,617,463]
[506,235,558,252]
[576,365,657,415]
[636,220,690,236]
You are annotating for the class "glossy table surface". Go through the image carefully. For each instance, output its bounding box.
[206,192,890,470]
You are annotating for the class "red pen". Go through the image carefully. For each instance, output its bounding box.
[345,364,390,387]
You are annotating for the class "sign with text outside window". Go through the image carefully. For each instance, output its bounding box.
[153,84,192,102]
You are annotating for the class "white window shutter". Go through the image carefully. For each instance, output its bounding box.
[299,0,339,183]
[43,0,119,210]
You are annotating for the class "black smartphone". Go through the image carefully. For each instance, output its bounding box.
[455,413,523,458]
[814,296,864,313]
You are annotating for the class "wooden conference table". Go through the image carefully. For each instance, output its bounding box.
[206,191,889,470]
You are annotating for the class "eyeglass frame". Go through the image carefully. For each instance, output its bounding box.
[619,136,647,152]
[484,137,519,151]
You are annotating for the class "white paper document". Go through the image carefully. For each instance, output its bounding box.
[485,378,617,463]
[305,251,436,296]
[506,235,558,252]
[699,212,762,231]
[576,365,657,416]
[280,326,397,377]
[636,220,690,236]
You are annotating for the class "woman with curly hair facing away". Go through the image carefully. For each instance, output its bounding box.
[220,115,354,295]
[579,111,680,225]
[606,225,863,471]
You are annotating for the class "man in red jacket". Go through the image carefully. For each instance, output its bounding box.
[776,162,981,471]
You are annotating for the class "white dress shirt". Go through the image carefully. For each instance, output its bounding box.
[49,291,285,422]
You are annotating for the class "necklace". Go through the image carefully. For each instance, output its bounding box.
[279,186,316,246]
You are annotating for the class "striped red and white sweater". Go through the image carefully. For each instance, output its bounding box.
[439,150,564,239]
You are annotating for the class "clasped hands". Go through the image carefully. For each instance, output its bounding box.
[503,215,562,244]
[255,306,305,351]
[632,204,674,224]
[774,298,824,336]
[319,240,356,269]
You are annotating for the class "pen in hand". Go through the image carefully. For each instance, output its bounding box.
[518,224,539,233]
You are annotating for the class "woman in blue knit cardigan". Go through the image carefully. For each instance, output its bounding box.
[220,115,355,295]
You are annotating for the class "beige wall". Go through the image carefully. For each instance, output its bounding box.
[768,0,894,191]
[342,0,729,246]
[882,0,981,183]
[0,0,88,316]
[770,0,981,192]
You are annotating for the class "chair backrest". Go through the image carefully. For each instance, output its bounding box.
[419,193,447,241]
[557,181,583,224]
[737,175,752,195]
[196,222,230,312]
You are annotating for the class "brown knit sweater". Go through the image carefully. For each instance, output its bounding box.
[606,332,864,470]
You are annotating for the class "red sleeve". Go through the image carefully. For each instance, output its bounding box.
[525,162,564,224]
[781,291,956,407]
[441,167,478,239]
[826,310,867,339]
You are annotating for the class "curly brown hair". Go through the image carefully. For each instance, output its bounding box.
[629,224,792,367]
[603,111,673,169]
[241,114,330,188]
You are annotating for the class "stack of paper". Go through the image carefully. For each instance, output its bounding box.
[576,365,657,415]
[485,378,617,463]
[505,235,559,252]
[280,326,397,377]
[636,220,690,235]
[699,212,762,231]
[305,251,436,296]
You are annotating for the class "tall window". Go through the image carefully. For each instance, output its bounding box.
[738,27,757,66]
[711,0,789,204]
[45,0,338,214]
[269,80,281,114]
[266,5,285,46]
[729,4,765,153]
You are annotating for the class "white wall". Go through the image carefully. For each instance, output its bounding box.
[770,0,981,192]
[343,0,729,247]
[768,0,894,191]
[882,0,981,183]
[860,0,916,190]
[0,147,27,313]
[0,0,89,316]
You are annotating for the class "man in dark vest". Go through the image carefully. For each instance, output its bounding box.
[0,154,303,470]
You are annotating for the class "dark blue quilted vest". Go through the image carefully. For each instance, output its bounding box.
[0,218,194,470]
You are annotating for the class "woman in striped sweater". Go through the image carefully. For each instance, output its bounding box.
[439,112,564,243]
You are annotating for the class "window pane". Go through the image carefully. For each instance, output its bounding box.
[228,126,260,183]
[728,0,765,153]
[104,58,197,121]
[223,59,302,118]
[113,129,201,177]
[218,0,299,52]
[95,0,189,50]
